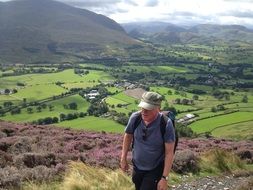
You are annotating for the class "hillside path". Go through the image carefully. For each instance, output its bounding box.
[170,175,253,190]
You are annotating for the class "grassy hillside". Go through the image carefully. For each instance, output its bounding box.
[0,0,139,64]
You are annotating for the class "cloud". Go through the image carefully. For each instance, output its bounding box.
[56,0,120,8]
[123,0,138,6]
[220,10,253,19]
[145,0,159,7]
[224,0,253,2]
[1,0,253,28]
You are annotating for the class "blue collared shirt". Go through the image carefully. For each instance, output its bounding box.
[125,111,175,171]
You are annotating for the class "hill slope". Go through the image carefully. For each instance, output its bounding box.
[122,22,253,45]
[0,0,139,64]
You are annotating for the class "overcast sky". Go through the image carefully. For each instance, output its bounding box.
[1,0,253,28]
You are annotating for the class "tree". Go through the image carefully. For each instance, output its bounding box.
[27,107,33,114]
[49,105,54,111]
[41,104,47,109]
[211,107,217,112]
[3,101,13,108]
[4,89,10,94]
[11,108,21,115]
[217,104,225,111]
[68,102,77,110]
[36,106,42,112]
[52,117,59,123]
[174,98,181,104]
[60,113,66,121]
[242,95,248,103]
[192,95,199,100]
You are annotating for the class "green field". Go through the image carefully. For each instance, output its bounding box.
[105,92,138,114]
[189,112,253,134]
[211,120,253,140]
[0,69,114,89]
[57,116,124,133]
[1,62,253,137]
[14,84,67,102]
[1,94,89,122]
[123,65,188,73]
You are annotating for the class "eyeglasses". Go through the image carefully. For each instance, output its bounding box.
[142,128,148,141]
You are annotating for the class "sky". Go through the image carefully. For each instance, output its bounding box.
[1,0,253,28]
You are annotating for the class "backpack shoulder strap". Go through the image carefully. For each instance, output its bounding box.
[133,111,142,133]
[160,112,178,153]
[160,114,168,139]
[132,111,142,149]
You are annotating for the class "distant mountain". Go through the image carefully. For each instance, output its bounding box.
[122,22,253,45]
[122,22,171,34]
[0,0,139,64]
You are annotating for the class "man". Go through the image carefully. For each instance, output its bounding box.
[120,91,175,190]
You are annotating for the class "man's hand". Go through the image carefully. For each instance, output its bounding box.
[120,158,129,172]
[157,178,168,190]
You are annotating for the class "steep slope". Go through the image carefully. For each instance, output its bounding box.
[0,0,139,64]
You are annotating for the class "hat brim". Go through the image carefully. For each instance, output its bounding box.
[138,101,157,110]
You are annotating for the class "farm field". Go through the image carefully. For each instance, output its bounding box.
[0,69,114,88]
[211,120,253,140]
[122,65,189,73]
[189,111,253,134]
[0,62,253,138]
[1,94,89,122]
[57,116,124,133]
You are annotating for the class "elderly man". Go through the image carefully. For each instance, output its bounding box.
[120,91,175,190]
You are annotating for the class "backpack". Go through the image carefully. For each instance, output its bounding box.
[132,111,178,153]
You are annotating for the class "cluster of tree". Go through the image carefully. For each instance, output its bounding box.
[11,108,21,115]
[110,111,129,125]
[3,101,13,108]
[74,68,89,75]
[176,122,196,138]
[16,82,25,86]
[63,102,78,110]
[32,116,59,125]
[26,104,54,113]
[1,68,56,77]
[59,112,87,121]
[242,95,248,103]
[211,104,226,112]
[87,102,108,117]
[1,89,18,95]
[212,90,230,100]
[174,98,194,105]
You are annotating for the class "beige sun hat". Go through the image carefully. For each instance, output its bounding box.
[138,91,163,110]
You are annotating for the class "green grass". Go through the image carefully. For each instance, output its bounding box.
[199,149,246,175]
[106,86,123,94]
[62,81,98,89]
[122,65,188,73]
[105,92,138,114]
[0,94,21,106]
[12,84,67,102]
[189,111,253,134]
[56,116,124,133]
[0,69,114,88]
[1,94,89,122]
[211,120,253,140]
[106,96,129,105]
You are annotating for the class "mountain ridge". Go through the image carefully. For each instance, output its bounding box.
[0,0,139,64]
[122,22,253,45]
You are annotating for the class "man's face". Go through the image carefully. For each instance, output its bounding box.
[141,107,159,122]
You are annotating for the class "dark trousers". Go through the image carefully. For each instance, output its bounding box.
[132,162,164,190]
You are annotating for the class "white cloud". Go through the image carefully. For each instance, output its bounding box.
[1,0,253,28]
